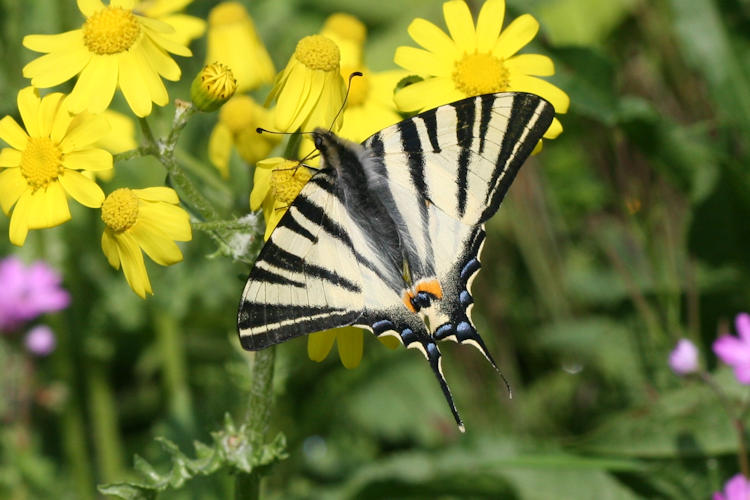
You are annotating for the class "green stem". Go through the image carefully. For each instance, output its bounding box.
[192,218,261,233]
[87,361,125,483]
[154,310,195,433]
[234,347,276,500]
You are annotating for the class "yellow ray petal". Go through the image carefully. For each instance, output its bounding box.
[135,187,179,203]
[131,45,169,106]
[493,14,539,60]
[273,65,312,132]
[508,74,569,113]
[208,123,232,177]
[129,219,183,266]
[114,232,152,298]
[66,55,119,114]
[394,46,453,78]
[0,168,28,214]
[101,230,121,268]
[159,14,206,46]
[250,167,273,211]
[543,117,563,139]
[443,0,476,53]
[143,28,192,57]
[336,327,363,369]
[0,148,22,168]
[308,330,336,361]
[23,49,92,88]
[38,93,66,139]
[118,51,153,117]
[26,182,71,229]
[77,0,104,17]
[476,0,505,53]
[58,169,105,207]
[138,202,191,241]
[62,148,113,171]
[17,87,42,138]
[60,114,111,153]
[8,191,32,245]
[0,116,29,151]
[505,53,554,77]
[394,77,464,112]
[140,36,182,81]
[111,0,136,9]
[23,30,83,53]
[406,18,460,60]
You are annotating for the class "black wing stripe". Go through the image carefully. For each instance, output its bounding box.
[452,99,476,218]
[419,108,442,153]
[251,267,306,288]
[478,94,495,154]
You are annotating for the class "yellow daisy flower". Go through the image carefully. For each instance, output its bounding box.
[205,2,275,93]
[208,95,278,178]
[100,187,191,298]
[268,35,346,133]
[135,0,206,46]
[394,0,569,140]
[338,68,408,143]
[22,0,192,117]
[0,87,111,246]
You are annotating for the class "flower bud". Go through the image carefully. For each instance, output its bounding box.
[191,62,237,112]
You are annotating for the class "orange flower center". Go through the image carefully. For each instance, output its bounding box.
[294,35,340,72]
[20,137,63,190]
[101,188,139,232]
[452,52,509,96]
[83,7,141,55]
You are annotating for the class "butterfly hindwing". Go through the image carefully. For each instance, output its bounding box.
[237,172,364,350]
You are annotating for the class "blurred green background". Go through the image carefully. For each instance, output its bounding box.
[1,0,750,498]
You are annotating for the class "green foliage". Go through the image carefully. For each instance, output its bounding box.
[99,415,287,500]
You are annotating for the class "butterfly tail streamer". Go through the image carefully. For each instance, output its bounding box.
[424,340,465,432]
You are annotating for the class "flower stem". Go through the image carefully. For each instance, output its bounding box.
[87,361,125,483]
[234,346,276,500]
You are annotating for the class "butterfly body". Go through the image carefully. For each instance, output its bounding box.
[238,92,554,430]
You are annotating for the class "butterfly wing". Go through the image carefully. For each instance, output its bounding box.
[237,172,365,350]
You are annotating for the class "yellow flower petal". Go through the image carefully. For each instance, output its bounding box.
[138,202,192,242]
[101,230,120,268]
[114,231,152,298]
[23,30,83,53]
[159,14,206,46]
[78,0,104,17]
[38,93,66,138]
[0,148,22,168]
[0,116,29,151]
[250,166,272,211]
[22,48,92,88]
[493,14,539,59]
[135,187,180,203]
[378,334,401,349]
[9,191,32,246]
[58,169,105,207]
[131,45,169,106]
[26,182,71,229]
[17,87,42,138]
[0,168,27,214]
[117,51,154,117]
[443,0,477,53]
[508,74,569,113]
[264,202,285,240]
[129,219,184,266]
[308,330,336,362]
[66,56,119,114]
[208,123,232,177]
[505,54,554,77]
[62,149,113,171]
[143,28,192,57]
[394,77,465,112]
[112,0,137,10]
[394,46,453,77]
[406,18,460,60]
[543,117,563,139]
[140,36,182,81]
[274,65,313,132]
[96,110,137,154]
[336,327,363,369]
[60,114,111,152]
[476,0,505,53]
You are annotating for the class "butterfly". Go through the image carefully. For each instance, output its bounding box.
[237,92,554,431]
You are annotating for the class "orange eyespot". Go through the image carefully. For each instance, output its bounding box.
[402,290,417,312]
[416,279,443,299]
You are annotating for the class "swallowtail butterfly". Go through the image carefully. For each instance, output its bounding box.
[237,92,554,431]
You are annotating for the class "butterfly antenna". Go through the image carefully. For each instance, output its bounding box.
[328,71,363,133]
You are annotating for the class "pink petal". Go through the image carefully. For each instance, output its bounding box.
[713,335,750,365]
[736,313,750,342]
